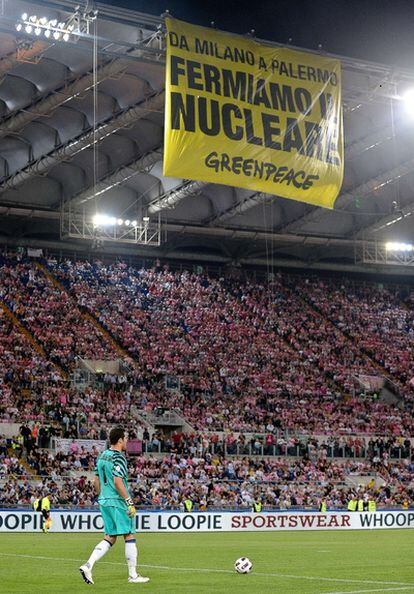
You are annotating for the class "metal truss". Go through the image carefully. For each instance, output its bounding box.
[355,241,414,266]
[60,203,162,246]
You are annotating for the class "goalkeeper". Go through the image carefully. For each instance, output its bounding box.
[79,427,149,585]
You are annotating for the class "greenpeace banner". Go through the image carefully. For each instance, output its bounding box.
[1,511,413,533]
[164,18,343,208]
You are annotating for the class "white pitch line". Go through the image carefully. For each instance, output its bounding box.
[0,553,413,589]
[322,586,412,594]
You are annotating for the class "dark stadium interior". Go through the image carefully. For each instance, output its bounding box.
[0,1,414,275]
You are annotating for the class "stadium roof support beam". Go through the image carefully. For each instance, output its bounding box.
[69,149,163,207]
[18,0,414,82]
[164,223,362,247]
[353,198,414,238]
[276,158,414,234]
[0,41,162,139]
[345,126,394,162]
[0,91,165,193]
[0,204,369,249]
[26,0,163,30]
[148,180,207,214]
[205,192,267,225]
[0,40,49,76]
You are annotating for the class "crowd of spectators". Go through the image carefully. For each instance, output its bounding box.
[1,449,413,509]
[1,379,143,440]
[128,452,414,509]
[42,258,414,434]
[0,477,96,507]
[1,257,414,437]
[288,276,414,398]
[0,308,63,424]
[0,445,27,478]
[0,258,117,370]
[1,255,414,510]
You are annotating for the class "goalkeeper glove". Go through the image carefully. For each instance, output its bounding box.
[125,497,136,518]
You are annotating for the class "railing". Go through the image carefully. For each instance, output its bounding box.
[141,441,412,459]
[0,476,349,487]
[0,504,354,511]
[2,432,412,461]
[142,410,185,426]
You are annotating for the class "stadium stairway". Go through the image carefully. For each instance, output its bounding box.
[35,262,129,359]
[297,293,404,402]
[5,439,41,480]
[345,473,385,490]
[0,300,67,379]
[240,290,347,397]
[16,453,39,479]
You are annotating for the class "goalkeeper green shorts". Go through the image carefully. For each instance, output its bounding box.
[100,505,135,536]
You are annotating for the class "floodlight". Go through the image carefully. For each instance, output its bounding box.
[385,242,413,252]
[125,219,131,226]
[15,10,82,45]
[403,89,414,117]
[117,218,124,225]
[143,216,150,223]
[131,220,137,227]
[92,214,117,227]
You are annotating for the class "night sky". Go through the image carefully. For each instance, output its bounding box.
[99,0,414,69]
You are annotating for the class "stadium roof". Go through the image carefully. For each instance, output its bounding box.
[1,0,414,274]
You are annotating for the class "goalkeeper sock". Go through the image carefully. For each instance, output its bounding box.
[86,539,112,568]
[125,539,138,578]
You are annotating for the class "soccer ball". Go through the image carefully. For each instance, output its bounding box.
[234,557,253,574]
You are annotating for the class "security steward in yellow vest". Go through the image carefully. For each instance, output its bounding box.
[368,499,376,512]
[319,500,327,512]
[357,498,365,512]
[183,498,193,512]
[33,495,52,532]
[252,500,262,513]
[347,498,357,512]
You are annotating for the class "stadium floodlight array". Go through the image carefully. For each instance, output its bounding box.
[15,13,76,41]
[62,202,160,246]
[385,242,413,252]
[92,214,143,228]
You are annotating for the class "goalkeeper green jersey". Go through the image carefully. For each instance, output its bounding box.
[95,448,130,508]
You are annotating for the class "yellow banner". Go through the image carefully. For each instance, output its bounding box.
[163,18,343,208]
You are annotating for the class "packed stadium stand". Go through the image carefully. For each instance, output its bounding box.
[1,255,414,509]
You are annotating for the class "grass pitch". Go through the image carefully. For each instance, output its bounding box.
[0,530,413,593]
